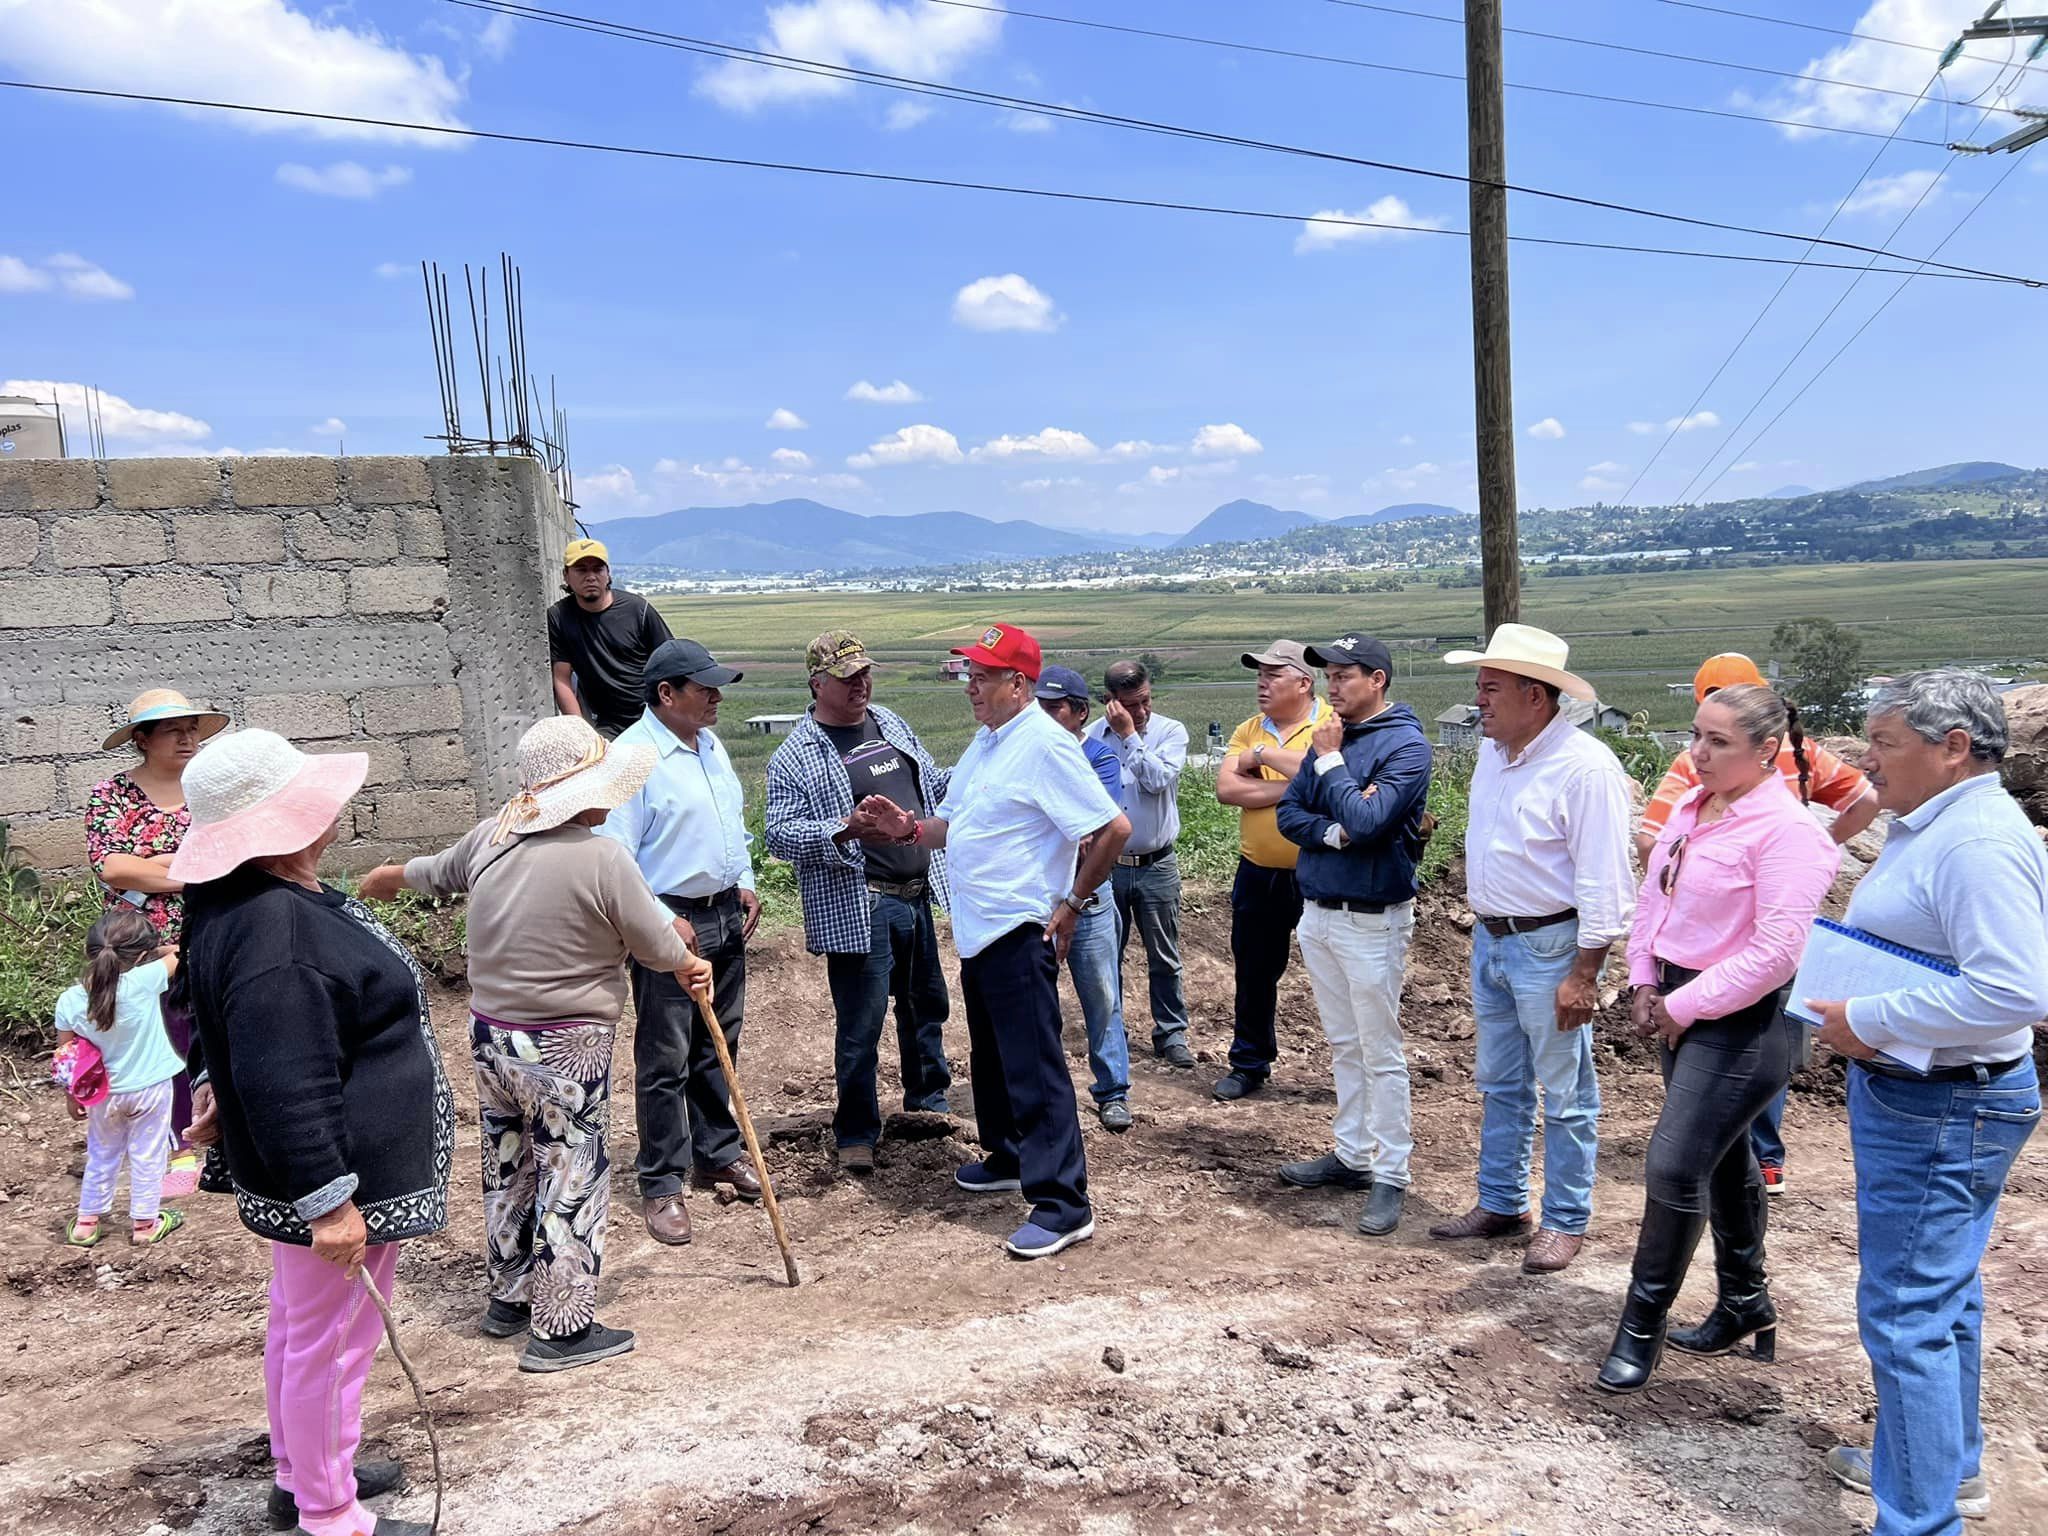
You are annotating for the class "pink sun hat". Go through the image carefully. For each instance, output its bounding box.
[169,729,370,884]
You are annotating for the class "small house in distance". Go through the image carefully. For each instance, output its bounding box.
[1435,695,1630,750]
[940,657,969,680]
[745,713,804,737]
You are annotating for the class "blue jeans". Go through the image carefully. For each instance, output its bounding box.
[823,894,952,1149]
[1111,854,1189,1048]
[1850,1056,2040,1536]
[1750,1086,1788,1167]
[1064,897,1130,1105]
[1470,922,1601,1234]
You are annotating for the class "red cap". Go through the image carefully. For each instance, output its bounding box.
[951,622,1043,681]
[1693,652,1767,702]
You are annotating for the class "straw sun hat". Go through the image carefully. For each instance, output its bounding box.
[170,730,369,884]
[100,688,231,752]
[1442,622,1595,700]
[488,716,654,845]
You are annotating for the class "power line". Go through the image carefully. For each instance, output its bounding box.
[1320,0,2028,113]
[912,0,1951,146]
[1650,0,2048,79]
[1616,66,1948,508]
[1686,151,2032,506]
[3,75,2030,284]
[442,0,2038,284]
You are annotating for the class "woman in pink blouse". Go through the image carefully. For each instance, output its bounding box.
[1596,684,1840,1394]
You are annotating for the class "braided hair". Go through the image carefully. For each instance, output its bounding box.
[1710,684,1808,803]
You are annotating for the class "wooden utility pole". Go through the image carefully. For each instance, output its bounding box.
[1465,0,1519,636]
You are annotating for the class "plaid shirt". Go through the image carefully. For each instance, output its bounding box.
[764,705,952,955]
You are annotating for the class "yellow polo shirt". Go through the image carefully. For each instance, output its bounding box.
[1225,698,1327,870]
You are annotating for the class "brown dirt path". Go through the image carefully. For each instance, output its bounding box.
[2,885,2045,1535]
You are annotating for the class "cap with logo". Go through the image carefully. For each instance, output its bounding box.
[1692,652,1767,703]
[643,637,743,691]
[563,537,610,567]
[1034,665,1092,703]
[1305,632,1394,678]
[807,630,873,678]
[1240,639,1314,679]
[950,622,1043,681]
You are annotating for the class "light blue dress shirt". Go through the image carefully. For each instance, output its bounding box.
[1843,773,2048,1068]
[940,705,1122,959]
[600,708,755,898]
[1086,712,1188,855]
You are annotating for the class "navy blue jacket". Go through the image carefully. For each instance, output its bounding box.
[1275,702,1433,905]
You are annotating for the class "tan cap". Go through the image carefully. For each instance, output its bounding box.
[807,630,873,678]
[1241,640,1313,679]
[563,537,609,566]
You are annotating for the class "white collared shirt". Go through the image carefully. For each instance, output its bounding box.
[939,704,1122,959]
[1464,708,1635,948]
[1086,712,1188,855]
[599,708,755,898]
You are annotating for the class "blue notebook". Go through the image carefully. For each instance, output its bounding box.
[1789,918,1959,1072]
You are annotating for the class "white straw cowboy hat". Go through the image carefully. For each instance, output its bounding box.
[169,730,369,884]
[100,688,231,752]
[1442,623,1595,701]
[488,716,654,845]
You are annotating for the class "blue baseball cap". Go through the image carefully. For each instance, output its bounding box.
[1034,665,1092,703]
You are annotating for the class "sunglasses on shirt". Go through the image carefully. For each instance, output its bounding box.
[1659,833,1689,897]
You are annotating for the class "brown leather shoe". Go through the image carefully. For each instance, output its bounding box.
[643,1195,692,1246]
[697,1159,762,1201]
[1428,1204,1532,1241]
[1522,1228,1584,1273]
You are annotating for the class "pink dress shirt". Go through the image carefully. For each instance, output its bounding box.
[1627,772,1841,1028]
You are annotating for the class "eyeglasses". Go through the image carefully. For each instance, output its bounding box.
[1659,833,1689,897]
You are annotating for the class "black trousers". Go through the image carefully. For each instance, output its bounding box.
[1645,982,1797,1214]
[1226,857,1304,1076]
[962,923,1091,1234]
[629,893,747,1198]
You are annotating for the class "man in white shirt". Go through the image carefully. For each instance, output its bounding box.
[1087,660,1195,1068]
[1429,625,1635,1274]
[601,639,762,1246]
[865,623,1130,1260]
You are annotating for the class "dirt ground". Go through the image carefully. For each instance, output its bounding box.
[3,877,2045,1536]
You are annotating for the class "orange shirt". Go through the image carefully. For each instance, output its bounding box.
[1640,741,1870,839]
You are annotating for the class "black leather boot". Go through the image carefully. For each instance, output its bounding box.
[1596,1200,1707,1395]
[1670,1180,1777,1360]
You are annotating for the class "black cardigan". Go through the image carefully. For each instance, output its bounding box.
[182,868,452,1246]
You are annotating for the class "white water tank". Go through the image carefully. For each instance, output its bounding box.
[0,395,64,459]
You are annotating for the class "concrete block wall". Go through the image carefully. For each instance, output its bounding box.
[0,455,574,873]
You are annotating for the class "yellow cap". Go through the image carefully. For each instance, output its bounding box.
[563,537,610,567]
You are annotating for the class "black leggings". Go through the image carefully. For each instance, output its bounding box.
[1643,980,1798,1214]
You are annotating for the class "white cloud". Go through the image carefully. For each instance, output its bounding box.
[952,273,1062,332]
[1758,1,2025,137]
[1584,460,1627,476]
[1372,461,1442,494]
[1108,439,1172,460]
[1527,417,1566,440]
[847,423,964,468]
[1730,460,1762,473]
[373,260,410,280]
[310,417,347,437]
[476,12,517,61]
[1295,195,1448,253]
[1131,459,1237,489]
[765,407,809,431]
[1016,476,1086,493]
[276,162,412,199]
[1629,410,1721,435]
[1009,111,1056,133]
[1836,168,1944,218]
[0,0,467,145]
[846,378,924,404]
[654,455,863,498]
[1396,432,1417,447]
[3,379,209,442]
[884,100,935,131]
[971,427,1099,462]
[578,464,651,511]
[1578,474,1626,496]
[770,447,813,468]
[698,1,1003,111]
[1627,421,1658,435]
[0,255,51,293]
[1192,423,1263,458]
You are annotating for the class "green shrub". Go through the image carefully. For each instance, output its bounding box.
[0,823,101,1051]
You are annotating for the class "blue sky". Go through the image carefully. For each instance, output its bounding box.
[2,0,2042,534]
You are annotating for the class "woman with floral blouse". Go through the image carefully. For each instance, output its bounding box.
[84,689,229,1196]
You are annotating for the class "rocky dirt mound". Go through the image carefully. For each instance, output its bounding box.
[2001,684,2048,827]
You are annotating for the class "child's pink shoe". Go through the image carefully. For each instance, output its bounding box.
[161,1152,200,1199]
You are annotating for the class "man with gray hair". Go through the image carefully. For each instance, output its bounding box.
[1805,669,2047,1532]
[1089,659,1195,1068]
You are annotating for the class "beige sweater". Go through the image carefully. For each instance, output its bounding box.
[404,820,694,1025]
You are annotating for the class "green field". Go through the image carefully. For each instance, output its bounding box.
[656,558,2048,791]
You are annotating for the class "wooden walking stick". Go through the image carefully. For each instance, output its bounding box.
[691,983,800,1287]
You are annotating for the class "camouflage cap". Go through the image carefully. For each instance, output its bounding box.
[806,630,873,678]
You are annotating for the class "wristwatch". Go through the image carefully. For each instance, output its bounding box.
[1250,743,1266,769]
[1061,891,1089,914]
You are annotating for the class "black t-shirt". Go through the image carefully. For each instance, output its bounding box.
[821,714,932,885]
[547,590,673,737]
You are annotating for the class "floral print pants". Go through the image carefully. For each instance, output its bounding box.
[470,1017,614,1341]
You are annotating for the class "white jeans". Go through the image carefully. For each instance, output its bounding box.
[1298,900,1416,1187]
[78,1079,175,1222]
